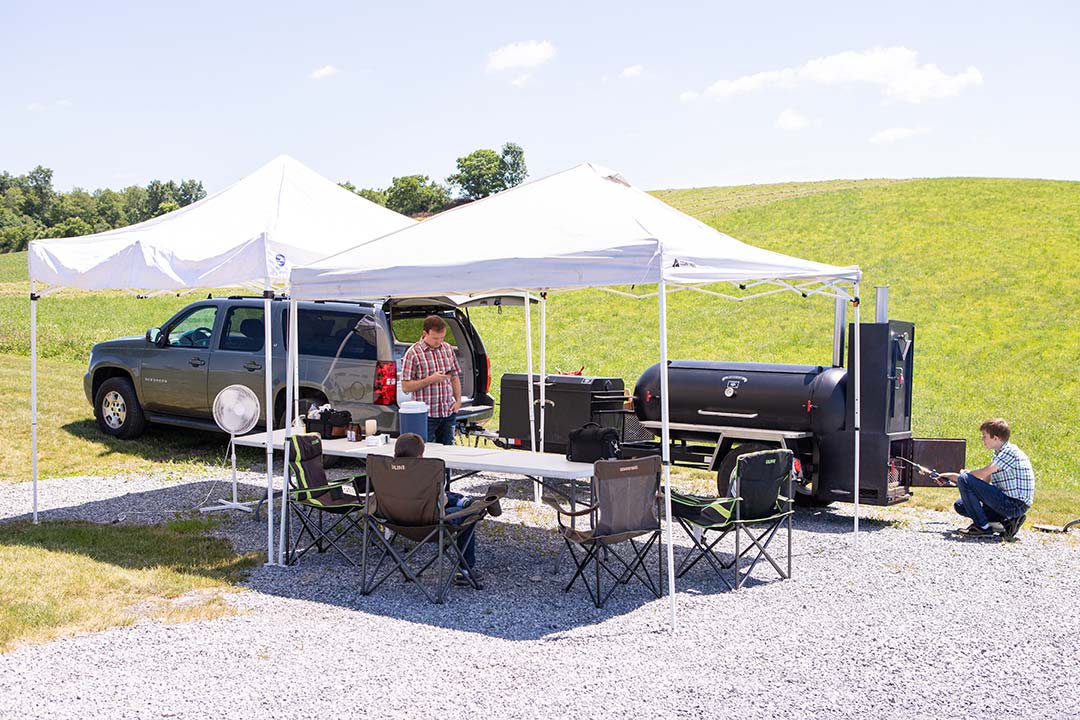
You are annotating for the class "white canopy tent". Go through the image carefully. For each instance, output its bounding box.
[288,162,864,626]
[27,155,416,563]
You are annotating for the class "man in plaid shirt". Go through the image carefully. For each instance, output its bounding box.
[940,418,1035,539]
[400,315,462,445]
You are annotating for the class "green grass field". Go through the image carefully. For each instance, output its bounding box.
[2,178,1078,524]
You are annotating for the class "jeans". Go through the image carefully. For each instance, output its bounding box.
[445,490,476,569]
[954,472,1028,528]
[427,412,457,445]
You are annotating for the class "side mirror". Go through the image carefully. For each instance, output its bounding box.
[146,328,164,346]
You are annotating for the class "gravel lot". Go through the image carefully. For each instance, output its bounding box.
[1,467,1078,720]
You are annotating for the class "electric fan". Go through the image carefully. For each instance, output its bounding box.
[201,384,261,513]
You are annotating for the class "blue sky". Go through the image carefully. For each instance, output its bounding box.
[3,1,1078,193]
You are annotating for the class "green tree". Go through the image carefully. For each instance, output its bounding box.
[447,149,503,200]
[385,175,449,216]
[121,186,150,224]
[177,179,206,206]
[340,181,388,207]
[500,142,528,188]
[42,216,94,238]
[145,180,180,217]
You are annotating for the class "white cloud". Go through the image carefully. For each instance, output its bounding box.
[486,40,557,72]
[705,47,982,104]
[620,64,643,79]
[869,126,931,145]
[775,108,809,131]
[26,99,73,111]
[309,65,339,81]
[679,90,700,104]
[511,73,531,88]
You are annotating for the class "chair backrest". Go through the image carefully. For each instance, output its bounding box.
[289,433,343,504]
[592,455,662,537]
[732,449,793,520]
[366,455,446,527]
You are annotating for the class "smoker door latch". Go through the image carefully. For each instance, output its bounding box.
[805,400,816,413]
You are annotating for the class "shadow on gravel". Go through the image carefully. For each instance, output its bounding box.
[2,478,896,642]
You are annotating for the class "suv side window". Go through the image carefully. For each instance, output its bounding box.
[292,309,377,360]
[391,316,458,346]
[167,306,218,348]
[219,307,264,352]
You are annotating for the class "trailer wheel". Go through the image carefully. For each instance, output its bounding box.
[715,442,772,496]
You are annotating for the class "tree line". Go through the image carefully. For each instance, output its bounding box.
[339,142,527,216]
[0,142,527,253]
[0,167,206,253]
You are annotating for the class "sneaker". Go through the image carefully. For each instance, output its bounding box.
[959,525,992,537]
[986,521,1006,535]
[1003,514,1027,540]
[453,569,483,590]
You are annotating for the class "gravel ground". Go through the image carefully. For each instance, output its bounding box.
[1,467,1078,720]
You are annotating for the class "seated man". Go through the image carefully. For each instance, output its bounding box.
[393,433,500,587]
[940,418,1034,538]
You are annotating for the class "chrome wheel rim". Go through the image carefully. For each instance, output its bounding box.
[102,390,127,429]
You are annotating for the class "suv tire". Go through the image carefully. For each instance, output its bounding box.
[95,376,148,439]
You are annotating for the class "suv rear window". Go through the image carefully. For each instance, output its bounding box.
[290,309,377,360]
[391,316,458,346]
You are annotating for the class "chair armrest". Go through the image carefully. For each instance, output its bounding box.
[542,498,598,517]
[287,478,355,496]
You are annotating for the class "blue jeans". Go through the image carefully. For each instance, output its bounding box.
[427,413,457,445]
[445,491,476,569]
[954,472,1028,528]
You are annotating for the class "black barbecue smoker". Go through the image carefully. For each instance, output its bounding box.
[629,287,965,505]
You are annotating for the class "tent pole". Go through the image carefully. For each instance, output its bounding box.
[853,281,861,543]
[263,287,275,565]
[539,292,547,454]
[523,293,540,503]
[278,297,297,565]
[658,277,677,630]
[30,281,39,524]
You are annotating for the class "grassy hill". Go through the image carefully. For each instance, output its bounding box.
[1,178,1077,523]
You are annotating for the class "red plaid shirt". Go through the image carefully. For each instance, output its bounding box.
[401,339,461,418]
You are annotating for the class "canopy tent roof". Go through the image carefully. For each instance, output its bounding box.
[289,162,860,300]
[28,155,416,292]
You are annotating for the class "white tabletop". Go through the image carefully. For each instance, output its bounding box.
[235,429,595,480]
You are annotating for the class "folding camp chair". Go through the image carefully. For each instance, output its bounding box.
[546,456,663,608]
[671,448,794,590]
[285,432,367,567]
[361,455,505,604]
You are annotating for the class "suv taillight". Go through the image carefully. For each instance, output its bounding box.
[484,355,492,394]
[374,360,397,405]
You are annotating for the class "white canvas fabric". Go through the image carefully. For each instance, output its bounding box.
[289,162,859,300]
[28,155,416,291]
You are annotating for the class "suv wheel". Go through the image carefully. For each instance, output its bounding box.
[95,376,148,439]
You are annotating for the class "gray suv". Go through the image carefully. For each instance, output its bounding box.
[85,296,501,439]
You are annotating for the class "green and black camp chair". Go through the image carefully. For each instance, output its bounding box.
[671,448,794,590]
[361,455,505,604]
[546,456,663,608]
[285,432,367,567]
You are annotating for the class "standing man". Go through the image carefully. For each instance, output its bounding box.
[939,418,1035,539]
[400,315,461,445]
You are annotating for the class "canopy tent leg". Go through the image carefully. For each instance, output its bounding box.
[658,278,677,630]
[853,281,861,542]
[30,282,39,524]
[523,293,541,503]
[278,297,298,565]
[263,289,275,565]
[539,292,547,454]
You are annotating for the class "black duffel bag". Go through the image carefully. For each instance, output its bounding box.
[304,409,353,439]
[566,422,621,463]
